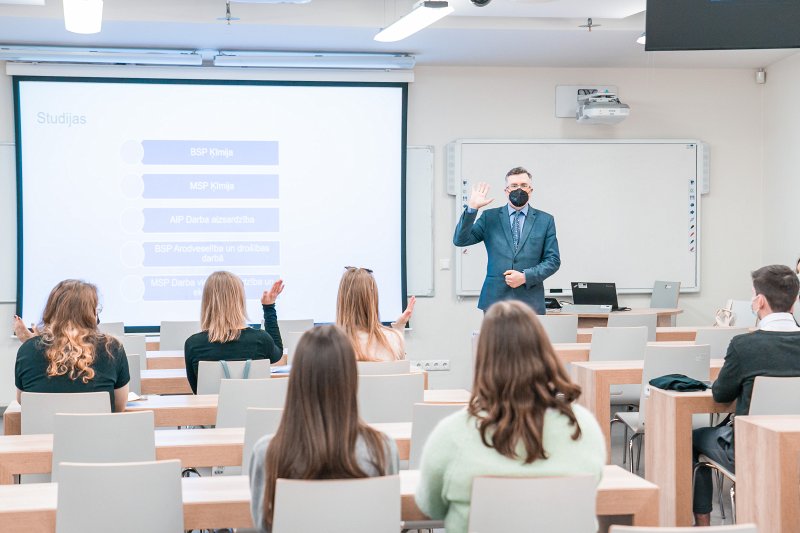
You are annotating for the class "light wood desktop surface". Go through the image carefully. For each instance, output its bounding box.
[0,423,412,483]
[644,388,734,527]
[735,415,800,533]
[571,359,724,460]
[554,341,692,366]
[0,465,657,531]
[575,326,708,343]
[2,389,470,436]
[550,308,682,328]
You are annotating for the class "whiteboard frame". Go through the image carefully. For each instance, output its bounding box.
[449,138,704,296]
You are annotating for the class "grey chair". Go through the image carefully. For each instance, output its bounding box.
[613,344,711,472]
[121,334,147,371]
[196,359,272,395]
[725,300,758,328]
[277,318,314,335]
[51,411,156,481]
[98,321,125,339]
[159,320,200,351]
[272,476,400,533]
[409,403,464,469]
[20,391,110,435]
[242,407,284,472]
[358,373,424,423]
[607,313,657,342]
[693,327,749,358]
[55,460,183,533]
[650,280,681,309]
[357,360,412,375]
[468,475,597,533]
[126,353,142,395]
[216,378,289,428]
[589,326,648,407]
[537,314,579,343]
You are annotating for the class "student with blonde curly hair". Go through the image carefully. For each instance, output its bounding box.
[14,279,130,412]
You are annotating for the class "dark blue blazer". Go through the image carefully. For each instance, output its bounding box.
[453,205,560,314]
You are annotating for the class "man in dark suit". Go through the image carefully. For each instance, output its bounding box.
[453,166,560,315]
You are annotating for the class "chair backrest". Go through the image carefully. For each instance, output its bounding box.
[56,460,183,533]
[97,321,125,339]
[357,360,412,375]
[409,403,465,469]
[277,319,314,334]
[749,376,800,415]
[589,326,648,361]
[638,344,711,425]
[283,330,305,364]
[242,407,285,472]
[20,391,111,435]
[121,334,147,371]
[610,524,758,533]
[51,411,156,481]
[607,314,657,341]
[126,353,142,395]
[272,475,400,533]
[650,280,681,309]
[726,299,758,328]
[358,373,425,423]
[196,359,272,395]
[216,378,289,428]
[468,475,597,533]
[537,314,579,343]
[693,327,749,358]
[159,320,200,351]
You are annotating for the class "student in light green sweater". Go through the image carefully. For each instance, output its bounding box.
[415,301,606,533]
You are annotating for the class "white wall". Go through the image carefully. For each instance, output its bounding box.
[763,53,800,269]
[0,64,767,400]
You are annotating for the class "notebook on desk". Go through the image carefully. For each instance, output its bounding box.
[571,282,624,311]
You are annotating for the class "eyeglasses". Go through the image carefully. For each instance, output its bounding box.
[344,266,374,274]
[96,304,103,315]
[505,184,532,191]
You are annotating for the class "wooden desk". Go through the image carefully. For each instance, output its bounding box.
[146,350,184,369]
[0,423,412,483]
[554,341,692,366]
[551,308,682,328]
[575,327,703,343]
[571,359,723,460]
[645,388,734,526]
[735,415,800,533]
[0,465,657,531]
[3,390,469,436]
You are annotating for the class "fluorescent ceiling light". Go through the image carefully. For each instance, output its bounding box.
[0,46,203,66]
[214,51,415,70]
[63,0,104,34]
[636,32,646,45]
[374,0,454,43]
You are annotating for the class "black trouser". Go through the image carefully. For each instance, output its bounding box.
[692,425,735,514]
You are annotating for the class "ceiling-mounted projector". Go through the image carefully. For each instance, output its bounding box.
[576,92,630,124]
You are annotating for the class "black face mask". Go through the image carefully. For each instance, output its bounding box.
[509,188,529,207]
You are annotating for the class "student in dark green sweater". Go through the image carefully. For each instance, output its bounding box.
[183,271,284,394]
[693,264,800,526]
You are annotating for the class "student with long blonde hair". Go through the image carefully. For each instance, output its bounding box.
[14,279,130,412]
[249,325,399,531]
[415,300,605,533]
[184,271,284,393]
[336,266,414,361]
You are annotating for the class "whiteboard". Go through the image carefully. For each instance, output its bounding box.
[406,146,434,297]
[0,143,15,303]
[451,139,703,295]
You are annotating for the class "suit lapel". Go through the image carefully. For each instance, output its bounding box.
[499,207,514,251]
[514,207,537,257]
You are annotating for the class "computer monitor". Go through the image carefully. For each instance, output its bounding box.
[571,282,620,311]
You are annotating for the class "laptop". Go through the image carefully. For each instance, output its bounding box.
[571,282,622,311]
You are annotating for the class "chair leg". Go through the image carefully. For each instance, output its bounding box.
[730,484,736,524]
[635,434,643,473]
[627,436,636,473]
[622,425,629,465]
[716,470,726,520]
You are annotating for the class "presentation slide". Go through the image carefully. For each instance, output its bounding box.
[16,79,406,330]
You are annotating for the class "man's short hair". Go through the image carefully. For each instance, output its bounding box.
[751,264,800,313]
[505,167,532,182]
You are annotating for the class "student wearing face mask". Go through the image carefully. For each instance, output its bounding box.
[453,166,560,314]
[691,264,800,526]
